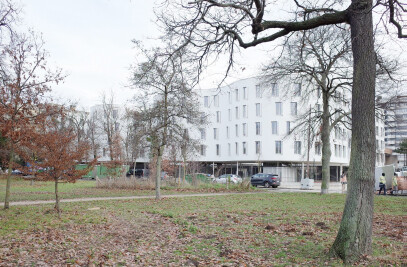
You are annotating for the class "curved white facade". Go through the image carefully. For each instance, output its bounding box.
[196,77,352,166]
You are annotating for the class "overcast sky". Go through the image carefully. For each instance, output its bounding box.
[20,1,406,109]
[21,0,160,109]
[20,0,267,109]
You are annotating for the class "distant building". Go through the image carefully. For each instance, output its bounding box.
[384,96,407,167]
[195,77,373,182]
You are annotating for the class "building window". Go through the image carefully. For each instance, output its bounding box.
[216,144,220,156]
[315,142,321,155]
[235,124,239,137]
[200,128,206,140]
[255,141,261,154]
[235,89,239,101]
[228,143,231,156]
[256,84,262,98]
[339,145,342,157]
[271,83,278,96]
[226,126,230,139]
[204,96,209,107]
[243,123,247,136]
[243,87,248,99]
[256,122,261,135]
[200,145,206,156]
[290,102,297,115]
[276,102,282,115]
[113,109,118,119]
[294,83,301,96]
[216,111,221,123]
[228,92,231,104]
[242,142,247,154]
[103,148,106,157]
[214,95,219,107]
[228,109,231,121]
[294,141,301,154]
[255,103,261,117]
[271,121,278,135]
[275,141,282,154]
[235,106,239,119]
[335,144,338,157]
[235,142,239,155]
[343,146,346,157]
[243,105,247,118]
[213,128,218,140]
[286,121,291,134]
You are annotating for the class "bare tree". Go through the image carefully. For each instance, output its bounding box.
[94,91,122,162]
[263,26,352,194]
[156,0,407,263]
[124,109,148,174]
[86,110,101,160]
[131,45,204,200]
[66,105,89,154]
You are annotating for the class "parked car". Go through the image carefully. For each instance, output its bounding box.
[11,169,23,175]
[251,173,281,188]
[213,174,242,184]
[126,169,145,177]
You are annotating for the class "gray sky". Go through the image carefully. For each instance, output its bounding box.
[21,1,404,109]
[21,0,266,109]
[21,0,159,108]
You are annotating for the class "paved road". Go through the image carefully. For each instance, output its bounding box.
[1,186,347,207]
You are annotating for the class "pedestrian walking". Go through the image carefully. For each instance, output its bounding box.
[340,172,347,193]
[379,173,386,195]
[392,173,398,195]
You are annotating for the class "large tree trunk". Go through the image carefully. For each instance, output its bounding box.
[4,148,14,210]
[331,0,376,263]
[55,178,61,218]
[321,89,331,194]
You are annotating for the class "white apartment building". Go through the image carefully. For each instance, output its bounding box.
[196,77,385,181]
[384,96,407,167]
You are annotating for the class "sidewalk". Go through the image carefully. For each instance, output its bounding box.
[280,182,345,193]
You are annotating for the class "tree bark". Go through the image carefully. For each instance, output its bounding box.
[321,88,331,194]
[331,0,376,263]
[55,178,61,218]
[155,146,164,200]
[4,148,14,210]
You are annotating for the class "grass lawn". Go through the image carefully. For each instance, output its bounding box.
[0,176,254,202]
[0,193,405,266]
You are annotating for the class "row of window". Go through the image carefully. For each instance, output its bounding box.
[201,121,292,140]
[200,140,304,156]
[203,85,302,108]
[200,141,351,158]
[212,102,298,123]
[334,144,347,158]
[375,126,385,137]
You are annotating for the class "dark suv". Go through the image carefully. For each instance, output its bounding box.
[251,173,281,188]
[126,169,145,178]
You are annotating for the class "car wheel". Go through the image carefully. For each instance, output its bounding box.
[272,185,278,188]
[264,182,270,188]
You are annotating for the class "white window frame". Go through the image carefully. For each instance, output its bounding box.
[294,141,301,154]
[275,140,282,154]
[271,121,278,135]
[255,122,261,135]
[255,103,261,117]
